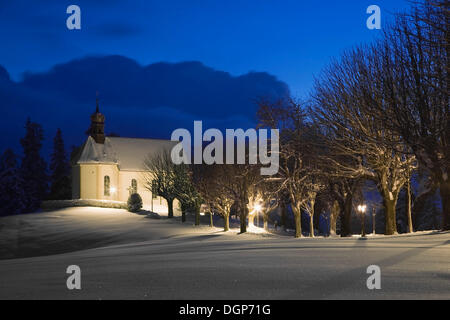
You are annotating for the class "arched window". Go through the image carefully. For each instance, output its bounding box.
[104,176,110,196]
[130,179,138,195]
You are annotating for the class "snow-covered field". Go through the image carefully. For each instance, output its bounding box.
[0,207,449,299]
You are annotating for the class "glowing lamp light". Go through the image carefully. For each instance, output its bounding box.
[358,204,368,238]
[357,205,367,213]
[254,204,262,212]
[110,187,117,194]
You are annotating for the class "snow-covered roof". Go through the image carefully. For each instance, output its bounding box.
[77,136,177,171]
[77,136,118,164]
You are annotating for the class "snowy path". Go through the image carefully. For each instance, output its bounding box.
[0,208,449,299]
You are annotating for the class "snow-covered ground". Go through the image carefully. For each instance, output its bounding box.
[0,207,269,259]
[0,207,449,299]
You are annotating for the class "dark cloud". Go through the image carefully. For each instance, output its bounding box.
[0,56,289,156]
[21,55,289,118]
[93,23,143,37]
[0,66,10,81]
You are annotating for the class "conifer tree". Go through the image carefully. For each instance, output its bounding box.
[20,119,47,212]
[0,149,25,216]
[49,129,71,200]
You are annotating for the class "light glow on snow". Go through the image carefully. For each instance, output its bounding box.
[246,224,267,234]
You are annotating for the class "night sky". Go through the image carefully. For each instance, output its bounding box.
[0,0,410,157]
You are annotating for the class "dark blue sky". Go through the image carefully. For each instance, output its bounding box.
[0,0,411,156]
[1,0,409,94]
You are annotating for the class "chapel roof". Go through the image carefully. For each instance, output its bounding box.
[77,136,177,171]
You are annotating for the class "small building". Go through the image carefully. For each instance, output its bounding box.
[71,101,180,215]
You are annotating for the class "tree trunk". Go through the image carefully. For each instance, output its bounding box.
[440,180,450,231]
[340,195,352,237]
[248,211,255,227]
[309,198,316,237]
[293,206,302,238]
[280,201,287,231]
[384,197,397,235]
[210,212,214,228]
[256,210,259,228]
[263,213,268,231]
[361,211,366,237]
[239,200,248,233]
[167,199,174,219]
[223,214,230,232]
[240,212,247,233]
[330,201,339,236]
[195,206,200,226]
[406,177,413,233]
[181,211,186,223]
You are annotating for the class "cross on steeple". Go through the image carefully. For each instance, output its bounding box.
[96,91,100,113]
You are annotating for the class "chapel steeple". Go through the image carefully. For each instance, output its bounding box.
[88,98,105,144]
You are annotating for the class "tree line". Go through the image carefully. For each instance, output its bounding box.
[145,0,448,237]
[0,119,72,216]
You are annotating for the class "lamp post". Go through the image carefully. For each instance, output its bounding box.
[372,207,376,235]
[357,204,367,237]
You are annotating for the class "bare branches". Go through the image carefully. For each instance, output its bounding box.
[143,151,178,218]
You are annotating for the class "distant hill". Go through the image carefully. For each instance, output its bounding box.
[0,55,289,156]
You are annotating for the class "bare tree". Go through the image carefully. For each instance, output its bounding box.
[193,163,236,232]
[258,98,323,238]
[301,183,322,237]
[329,201,340,236]
[312,46,417,235]
[371,1,450,230]
[248,176,282,231]
[173,163,202,224]
[328,178,362,237]
[233,163,261,234]
[143,151,177,218]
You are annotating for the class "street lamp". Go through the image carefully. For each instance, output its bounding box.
[372,207,376,235]
[357,204,367,237]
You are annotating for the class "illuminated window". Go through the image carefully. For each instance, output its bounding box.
[104,176,110,196]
